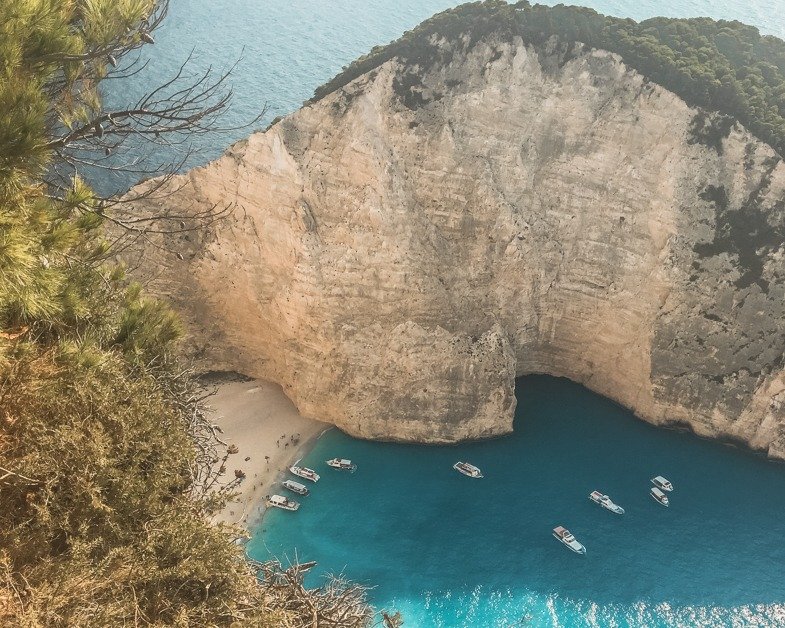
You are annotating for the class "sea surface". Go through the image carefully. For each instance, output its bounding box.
[249,376,785,627]
[100,1,785,626]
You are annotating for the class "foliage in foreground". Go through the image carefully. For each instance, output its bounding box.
[312,0,785,157]
[0,1,375,625]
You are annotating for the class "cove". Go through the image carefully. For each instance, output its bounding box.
[248,376,785,626]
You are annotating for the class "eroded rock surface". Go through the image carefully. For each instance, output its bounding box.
[126,35,785,455]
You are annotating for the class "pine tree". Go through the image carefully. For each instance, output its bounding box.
[1,1,256,624]
[0,2,374,625]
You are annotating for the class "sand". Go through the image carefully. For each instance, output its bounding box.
[203,375,328,530]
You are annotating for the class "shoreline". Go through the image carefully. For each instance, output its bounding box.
[200,373,785,535]
[202,376,329,530]
[245,425,331,531]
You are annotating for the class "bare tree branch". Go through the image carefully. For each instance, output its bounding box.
[253,559,377,628]
[41,55,261,153]
[36,1,266,242]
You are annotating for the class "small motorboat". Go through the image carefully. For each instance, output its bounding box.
[651,475,673,491]
[290,465,320,482]
[552,526,586,554]
[589,490,625,514]
[282,479,309,496]
[326,458,357,472]
[453,461,483,478]
[651,487,669,507]
[266,494,300,511]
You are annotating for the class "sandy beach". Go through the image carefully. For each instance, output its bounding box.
[203,375,328,530]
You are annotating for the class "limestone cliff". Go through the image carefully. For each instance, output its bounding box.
[125,34,785,456]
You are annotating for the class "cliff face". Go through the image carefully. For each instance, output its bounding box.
[126,35,785,456]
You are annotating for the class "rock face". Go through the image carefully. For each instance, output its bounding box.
[126,34,785,455]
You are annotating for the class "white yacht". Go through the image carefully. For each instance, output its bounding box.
[651,476,673,491]
[552,526,586,554]
[289,465,320,482]
[326,458,356,472]
[651,487,669,507]
[589,490,625,514]
[282,479,309,496]
[266,494,300,511]
[453,461,483,478]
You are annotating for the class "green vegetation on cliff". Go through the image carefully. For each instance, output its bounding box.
[517,3,785,157]
[312,0,785,157]
[0,2,372,625]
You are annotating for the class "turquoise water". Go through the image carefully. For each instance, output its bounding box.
[249,376,785,627]
[97,0,785,195]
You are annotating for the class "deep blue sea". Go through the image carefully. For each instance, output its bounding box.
[101,1,785,625]
[249,376,785,627]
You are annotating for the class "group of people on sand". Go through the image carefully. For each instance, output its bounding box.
[275,433,301,449]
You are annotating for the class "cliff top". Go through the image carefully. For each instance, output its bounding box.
[310,0,785,157]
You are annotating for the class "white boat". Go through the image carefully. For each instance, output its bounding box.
[453,461,483,478]
[651,487,669,507]
[651,475,673,491]
[326,458,356,472]
[266,494,300,511]
[589,490,625,514]
[552,526,586,554]
[282,479,309,496]
[289,465,320,482]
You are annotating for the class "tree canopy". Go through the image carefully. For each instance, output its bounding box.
[312,0,785,157]
[0,1,373,625]
[0,1,264,624]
